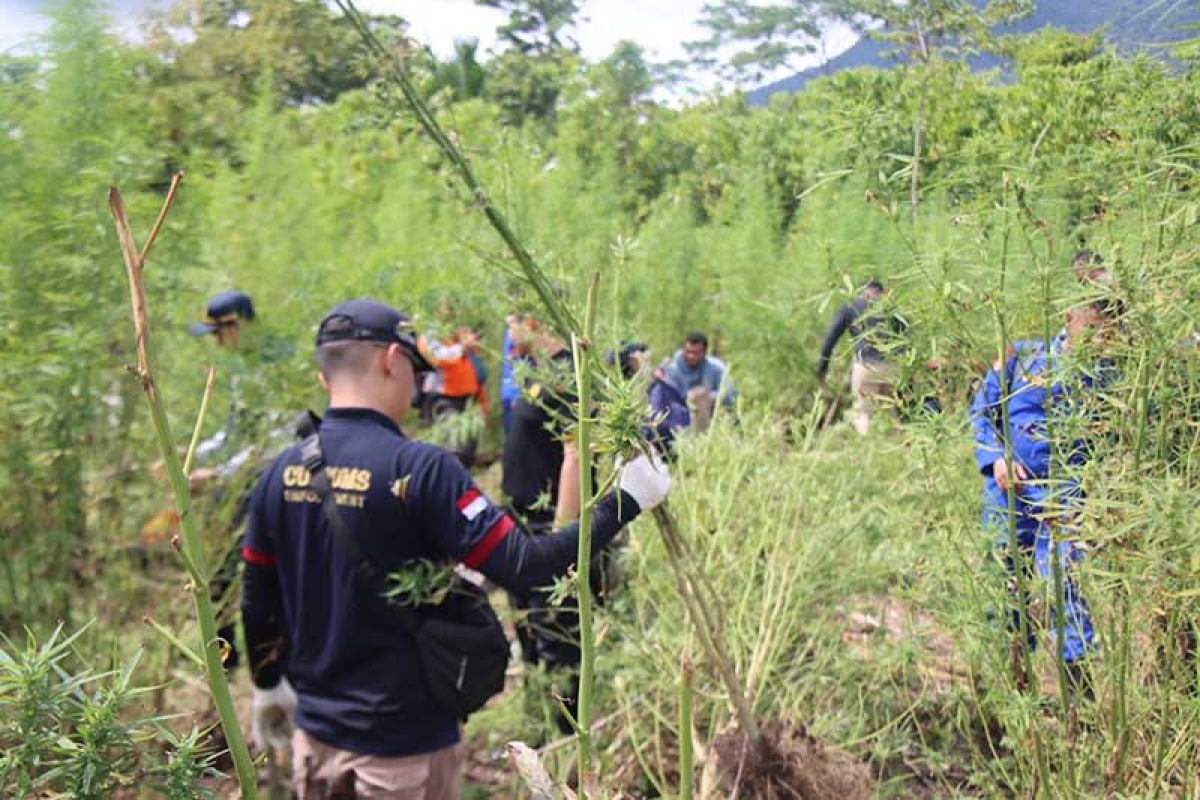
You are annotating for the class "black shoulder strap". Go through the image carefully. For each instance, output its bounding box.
[299,433,420,631]
[300,434,367,570]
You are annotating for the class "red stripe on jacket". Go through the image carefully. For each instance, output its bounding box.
[463,515,515,569]
[242,545,277,567]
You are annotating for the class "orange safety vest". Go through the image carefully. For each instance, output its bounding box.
[438,352,479,399]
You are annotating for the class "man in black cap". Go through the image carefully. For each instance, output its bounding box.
[241,299,670,798]
[185,290,295,680]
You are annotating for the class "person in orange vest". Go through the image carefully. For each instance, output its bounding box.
[419,327,490,421]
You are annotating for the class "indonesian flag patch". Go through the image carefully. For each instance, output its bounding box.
[456,488,489,522]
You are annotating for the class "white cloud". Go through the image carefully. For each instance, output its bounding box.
[0,0,859,94]
[355,0,505,56]
[364,0,857,93]
[355,0,709,62]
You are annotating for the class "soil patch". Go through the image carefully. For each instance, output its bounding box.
[712,720,873,800]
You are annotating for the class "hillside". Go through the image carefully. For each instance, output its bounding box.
[747,0,1200,104]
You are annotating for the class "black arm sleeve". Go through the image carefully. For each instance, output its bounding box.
[477,490,641,594]
[241,560,288,690]
[817,305,853,378]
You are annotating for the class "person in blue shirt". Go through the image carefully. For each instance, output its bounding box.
[663,332,735,432]
[970,300,1118,694]
[500,314,528,432]
[241,299,671,799]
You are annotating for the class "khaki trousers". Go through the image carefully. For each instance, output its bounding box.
[292,729,465,800]
[687,387,715,433]
[849,360,897,436]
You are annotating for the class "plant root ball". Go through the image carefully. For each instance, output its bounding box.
[713,720,872,800]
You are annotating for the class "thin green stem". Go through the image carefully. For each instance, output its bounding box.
[1149,612,1178,799]
[1051,537,1070,719]
[183,366,216,476]
[572,271,600,790]
[143,616,205,670]
[991,176,1049,793]
[1114,586,1132,791]
[109,182,258,799]
[678,657,694,800]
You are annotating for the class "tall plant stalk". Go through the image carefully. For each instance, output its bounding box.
[990,176,1050,792]
[678,656,695,800]
[108,177,258,799]
[572,272,600,788]
[330,0,763,748]
[652,506,759,741]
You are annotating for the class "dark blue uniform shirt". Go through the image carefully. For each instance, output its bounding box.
[242,406,640,757]
[242,408,515,756]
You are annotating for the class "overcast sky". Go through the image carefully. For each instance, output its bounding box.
[0,0,857,93]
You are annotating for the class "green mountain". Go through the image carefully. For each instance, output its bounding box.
[747,0,1200,105]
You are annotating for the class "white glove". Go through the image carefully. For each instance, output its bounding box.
[251,677,297,752]
[618,453,672,513]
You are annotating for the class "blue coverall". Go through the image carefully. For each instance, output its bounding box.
[970,335,1097,664]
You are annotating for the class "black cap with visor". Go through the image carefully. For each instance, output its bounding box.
[315,299,433,373]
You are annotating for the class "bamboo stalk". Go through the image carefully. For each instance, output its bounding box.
[572,271,601,789]
[331,0,577,344]
[108,180,258,799]
[991,176,1050,793]
[183,366,217,476]
[679,656,695,800]
[330,0,764,747]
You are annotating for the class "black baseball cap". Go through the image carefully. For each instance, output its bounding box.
[189,291,255,336]
[315,299,433,373]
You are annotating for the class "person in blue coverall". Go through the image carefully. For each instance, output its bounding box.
[970,299,1118,693]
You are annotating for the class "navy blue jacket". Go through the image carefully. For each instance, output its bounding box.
[241,407,640,756]
[817,295,907,378]
[647,368,690,453]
